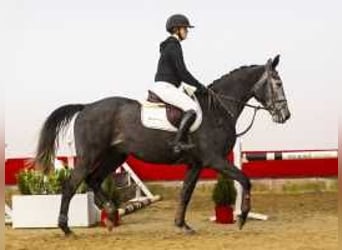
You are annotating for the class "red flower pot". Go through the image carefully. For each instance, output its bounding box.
[101,209,120,227]
[215,205,234,224]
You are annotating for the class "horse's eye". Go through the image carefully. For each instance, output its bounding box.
[276,82,282,87]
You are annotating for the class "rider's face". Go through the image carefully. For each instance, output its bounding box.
[178,27,188,40]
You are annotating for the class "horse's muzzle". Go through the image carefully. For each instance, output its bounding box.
[272,107,291,124]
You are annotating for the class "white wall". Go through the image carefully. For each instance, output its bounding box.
[3,0,340,157]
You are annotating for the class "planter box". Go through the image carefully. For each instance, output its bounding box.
[215,205,234,224]
[12,192,97,228]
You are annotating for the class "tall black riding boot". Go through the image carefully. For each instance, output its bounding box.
[171,110,197,154]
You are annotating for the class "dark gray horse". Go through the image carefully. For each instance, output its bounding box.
[33,55,290,236]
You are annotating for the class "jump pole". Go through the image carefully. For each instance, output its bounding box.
[5,204,12,224]
[242,150,337,162]
[117,195,162,216]
[4,143,13,224]
[117,163,162,216]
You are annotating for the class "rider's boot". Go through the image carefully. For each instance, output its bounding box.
[171,110,197,154]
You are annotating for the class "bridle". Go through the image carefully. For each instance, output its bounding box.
[208,67,287,137]
[251,69,288,114]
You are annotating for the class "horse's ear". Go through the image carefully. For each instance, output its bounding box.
[272,54,280,69]
[266,58,273,70]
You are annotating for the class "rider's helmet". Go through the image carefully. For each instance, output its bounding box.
[166,14,194,34]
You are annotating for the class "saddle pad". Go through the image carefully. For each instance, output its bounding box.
[140,100,202,132]
[141,103,178,132]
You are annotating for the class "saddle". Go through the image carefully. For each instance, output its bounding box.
[140,85,202,132]
[147,90,183,128]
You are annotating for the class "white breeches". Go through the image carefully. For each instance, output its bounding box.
[149,81,199,112]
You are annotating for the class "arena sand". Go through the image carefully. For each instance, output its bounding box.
[5,183,338,250]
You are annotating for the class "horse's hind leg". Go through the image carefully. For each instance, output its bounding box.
[85,151,127,231]
[58,158,89,236]
[175,164,201,234]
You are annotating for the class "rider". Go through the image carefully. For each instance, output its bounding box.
[151,14,207,153]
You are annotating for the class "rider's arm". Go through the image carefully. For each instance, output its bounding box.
[169,43,204,89]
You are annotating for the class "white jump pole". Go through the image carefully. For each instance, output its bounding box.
[233,138,268,221]
[5,204,12,224]
[5,143,13,224]
[233,138,243,218]
[121,163,155,200]
[67,138,75,169]
[115,163,162,216]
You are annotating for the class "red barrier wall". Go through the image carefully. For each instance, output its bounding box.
[5,150,337,185]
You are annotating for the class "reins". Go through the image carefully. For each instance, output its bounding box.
[207,89,267,137]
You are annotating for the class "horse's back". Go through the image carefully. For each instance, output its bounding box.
[73,96,140,140]
[87,96,140,108]
[76,96,140,119]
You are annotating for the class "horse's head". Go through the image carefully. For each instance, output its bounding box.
[252,55,291,123]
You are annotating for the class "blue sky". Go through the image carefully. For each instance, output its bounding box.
[3,0,341,157]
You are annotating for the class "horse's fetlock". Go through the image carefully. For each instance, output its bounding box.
[174,218,184,227]
[104,201,116,219]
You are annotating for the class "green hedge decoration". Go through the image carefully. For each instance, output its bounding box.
[17,168,74,195]
[16,168,122,207]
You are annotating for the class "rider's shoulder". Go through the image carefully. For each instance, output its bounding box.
[161,36,180,49]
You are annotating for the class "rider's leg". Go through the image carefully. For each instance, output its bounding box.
[171,109,196,153]
[149,82,199,152]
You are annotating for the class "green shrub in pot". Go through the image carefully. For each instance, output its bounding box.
[212,174,237,206]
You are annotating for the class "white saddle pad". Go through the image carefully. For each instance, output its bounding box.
[140,96,202,133]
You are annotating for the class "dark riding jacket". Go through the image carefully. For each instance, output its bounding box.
[154,36,203,89]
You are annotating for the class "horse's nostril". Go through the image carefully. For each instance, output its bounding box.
[286,112,291,120]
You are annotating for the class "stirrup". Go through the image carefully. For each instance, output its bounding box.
[172,141,195,154]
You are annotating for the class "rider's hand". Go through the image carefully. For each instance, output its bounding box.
[196,85,207,95]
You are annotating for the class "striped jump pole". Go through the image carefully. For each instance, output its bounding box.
[242,150,337,163]
[117,163,162,216]
[118,195,162,216]
[234,141,337,221]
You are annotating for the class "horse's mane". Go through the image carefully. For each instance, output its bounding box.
[208,64,261,88]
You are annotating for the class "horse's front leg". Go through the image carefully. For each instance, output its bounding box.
[175,164,201,234]
[210,158,251,230]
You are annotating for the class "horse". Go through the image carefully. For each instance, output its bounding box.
[33,55,290,236]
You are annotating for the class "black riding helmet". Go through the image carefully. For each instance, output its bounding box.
[166,14,194,33]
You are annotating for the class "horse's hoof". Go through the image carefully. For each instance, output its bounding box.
[104,218,114,232]
[63,229,75,237]
[59,224,73,237]
[66,231,78,238]
[183,227,196,235]
[238,214,247,230]
[177,224,196,235]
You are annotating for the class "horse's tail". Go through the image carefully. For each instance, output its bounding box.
[32,104,85,174]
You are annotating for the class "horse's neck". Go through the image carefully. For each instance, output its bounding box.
[209,66,264,123]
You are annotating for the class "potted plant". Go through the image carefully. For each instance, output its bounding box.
[212,174,237,224]
[12,168,97,228]
[100,174,122,227]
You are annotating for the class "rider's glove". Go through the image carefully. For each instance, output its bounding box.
[196,84,207,95]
